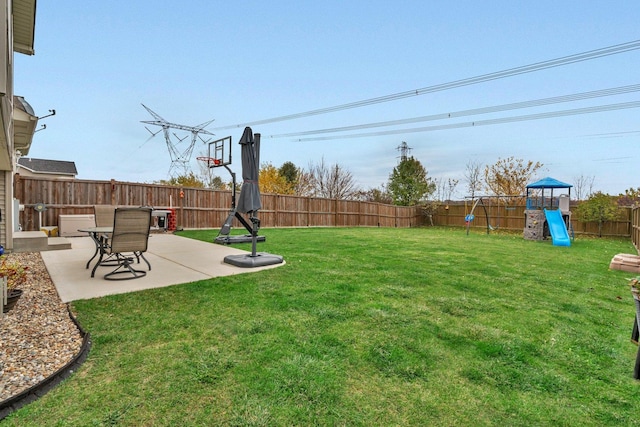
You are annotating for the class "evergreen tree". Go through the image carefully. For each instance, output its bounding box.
[387,156,435,206]
[278,161,298,185]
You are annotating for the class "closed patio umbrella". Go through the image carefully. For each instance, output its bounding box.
[224,127,283,268]
[236,127,261,215]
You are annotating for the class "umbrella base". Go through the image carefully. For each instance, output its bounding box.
[224,252,284,268]
[215,234,266,245]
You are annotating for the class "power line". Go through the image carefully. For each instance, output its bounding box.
[212,39,640,131]
[582,130,640,137]
[267,84,640,138]
[289,101,640,141]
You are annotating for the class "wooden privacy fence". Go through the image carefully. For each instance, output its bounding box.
[13,176,637,239]
[632,206,640,251]
[14,176,422,231]
[432,201,634,238]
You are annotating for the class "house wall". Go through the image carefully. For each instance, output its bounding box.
[1,170,9,249]
[0,1,13,250]
[0,0,37,251]
[0,1,13,170]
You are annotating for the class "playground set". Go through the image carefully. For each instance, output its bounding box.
[464,176,574,246]
[523,177,574,246]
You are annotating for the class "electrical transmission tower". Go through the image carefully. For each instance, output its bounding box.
[396,141,412,162]
[140,104,215,177]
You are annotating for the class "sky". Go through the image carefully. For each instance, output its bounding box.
[14,1,640,198]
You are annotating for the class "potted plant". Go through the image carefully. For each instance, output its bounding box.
[1,255,28,313]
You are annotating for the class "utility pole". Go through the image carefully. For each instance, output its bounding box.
[140,104,215,177]
[396,141,411,163]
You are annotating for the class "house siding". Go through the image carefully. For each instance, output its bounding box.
[0,170,8,249]
[1,1,12,249]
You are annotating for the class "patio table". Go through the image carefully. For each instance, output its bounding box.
[78,226,112,276]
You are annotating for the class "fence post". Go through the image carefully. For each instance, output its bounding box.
[395,206,398,227]
[179,187,184,230]
[110,179,116,205]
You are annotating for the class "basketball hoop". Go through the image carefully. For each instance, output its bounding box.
[196,156,221,167]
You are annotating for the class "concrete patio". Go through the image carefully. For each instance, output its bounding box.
[40,234,285,302]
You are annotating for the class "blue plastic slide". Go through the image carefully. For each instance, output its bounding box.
[544,209,571,246]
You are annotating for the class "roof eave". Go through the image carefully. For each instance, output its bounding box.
[13,96,38,155]
[13,0,37,56]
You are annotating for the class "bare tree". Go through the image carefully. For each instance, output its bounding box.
[572,174,595,201]
[445,178,459,202]
[434,177,459,202]
[484,156,543,197]
[294,168,315,197]
[464,160,483,199]
[309,158,360,200]
[354,185,393,203]
[433,178,444,202]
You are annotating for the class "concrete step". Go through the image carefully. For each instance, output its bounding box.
[47,237,72,251]
[12,231,72,252]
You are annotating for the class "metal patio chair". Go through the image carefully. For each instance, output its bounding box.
[98,207,152,280]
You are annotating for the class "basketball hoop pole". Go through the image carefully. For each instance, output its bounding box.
[225,165,237,209]
[198,156,253,233]
[196,156,237,209]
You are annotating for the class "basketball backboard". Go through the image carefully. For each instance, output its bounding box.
[204,136,232,168]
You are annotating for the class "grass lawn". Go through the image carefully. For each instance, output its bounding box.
[6,227,640,426]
